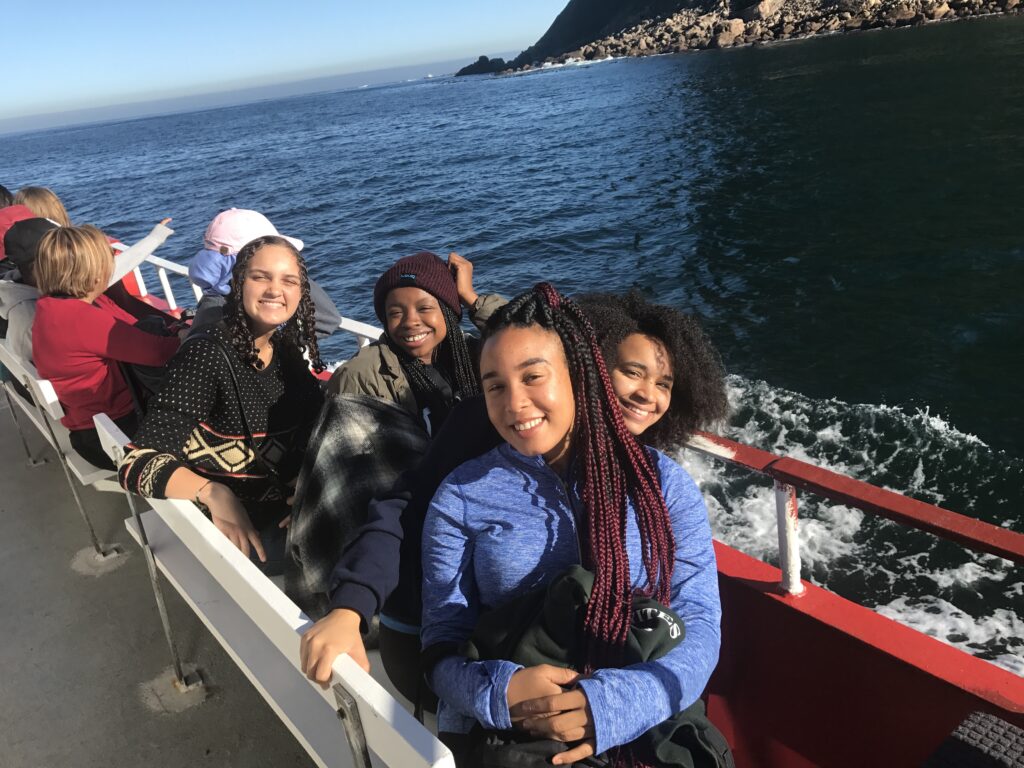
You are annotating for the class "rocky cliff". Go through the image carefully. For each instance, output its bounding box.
[457,0,693,75]
[457,0,1021,75]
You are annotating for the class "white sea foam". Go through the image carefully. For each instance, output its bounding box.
[876,596,1024,675]
[673,373,1022,674]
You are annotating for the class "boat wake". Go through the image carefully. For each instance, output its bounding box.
[673,374,1024,676]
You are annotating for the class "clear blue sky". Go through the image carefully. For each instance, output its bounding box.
[4,1,565,121]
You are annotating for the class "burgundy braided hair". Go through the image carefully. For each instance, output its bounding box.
[224,235,325,373]
[484,283,676,668]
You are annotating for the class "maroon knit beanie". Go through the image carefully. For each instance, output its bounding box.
[373,251,462,323]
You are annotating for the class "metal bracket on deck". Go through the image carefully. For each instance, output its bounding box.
[334,683,373,768]
[172,667,205,693]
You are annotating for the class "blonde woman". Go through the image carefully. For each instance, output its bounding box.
[13,186,71,227]
[32,224,179,469]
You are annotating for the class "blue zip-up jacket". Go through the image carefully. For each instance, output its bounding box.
[421,442,721,755]
[188,247,234,296]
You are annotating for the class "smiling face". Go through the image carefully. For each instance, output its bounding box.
[609,333,674,437]
[240,243,302,337]
[384,286,448,364]
[481,325,576,473]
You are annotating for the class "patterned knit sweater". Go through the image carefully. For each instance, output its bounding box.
[118,324,324,504]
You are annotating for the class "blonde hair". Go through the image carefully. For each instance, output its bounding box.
[14,186,71,227]
[35,225,113,299]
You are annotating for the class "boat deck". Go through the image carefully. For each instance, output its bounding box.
[0,398,315,768]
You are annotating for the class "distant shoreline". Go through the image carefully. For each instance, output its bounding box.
[460,0,1021,74]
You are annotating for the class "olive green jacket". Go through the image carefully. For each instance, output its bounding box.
[327,293,505,418]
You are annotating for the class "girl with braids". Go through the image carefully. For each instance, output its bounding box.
[328,250,503,435]
[119,235,325,566]
[420,284,723,767]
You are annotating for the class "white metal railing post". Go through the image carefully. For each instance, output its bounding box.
[132,266,148,296]
[157,267,178,310]
[2,386,47,467]
[38,413,117,558]
[125,489,201,691]
[774,480,805,596]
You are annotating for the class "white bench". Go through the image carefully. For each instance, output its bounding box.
[94,414,454,768]
[0,339,122,556]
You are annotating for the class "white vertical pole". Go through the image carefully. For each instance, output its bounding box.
[132,266,148,296]
[774,480,806,596]
[157,268,178,310]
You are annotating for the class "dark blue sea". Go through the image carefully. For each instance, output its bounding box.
[3,16,1022,671]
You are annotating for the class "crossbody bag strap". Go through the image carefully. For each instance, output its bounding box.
[185,331,287,493]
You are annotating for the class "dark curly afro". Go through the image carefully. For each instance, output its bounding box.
[576,290,728,450]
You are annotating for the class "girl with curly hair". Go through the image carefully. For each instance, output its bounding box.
[119,235,325,567]
[576,290,728,449]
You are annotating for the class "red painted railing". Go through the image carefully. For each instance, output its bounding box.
[685,430,1024,566]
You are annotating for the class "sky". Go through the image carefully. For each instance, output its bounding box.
[4,1,566,124]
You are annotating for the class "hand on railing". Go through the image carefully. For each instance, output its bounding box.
[300,608,371,689]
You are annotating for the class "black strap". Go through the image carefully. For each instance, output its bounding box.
[186,331,289,496]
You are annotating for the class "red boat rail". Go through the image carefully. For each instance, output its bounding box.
[685,430,1024,594]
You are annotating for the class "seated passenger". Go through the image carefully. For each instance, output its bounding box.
[420,284,724,766]
[0,204,35,268]
[14,186,71,227]
[299,290,729,722]
[3,218,179,366]
[119,235,326,570]
[285,251,503,614]
[32,225,181,470]
[0,218,58,362]
[0,184,13,208]
[328,250,502,433]
[188,208,341,339]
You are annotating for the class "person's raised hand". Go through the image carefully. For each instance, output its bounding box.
[447,252,478,308]
[159,217,172,226]
[300,608,371,689]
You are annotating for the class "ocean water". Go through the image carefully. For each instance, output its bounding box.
[3,16,1022,672]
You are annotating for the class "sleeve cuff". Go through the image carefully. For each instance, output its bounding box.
[577,676,614,755]
[485,660,522,730]
[329,582,379,632]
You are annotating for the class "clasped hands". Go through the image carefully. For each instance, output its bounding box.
[507,664,596,766]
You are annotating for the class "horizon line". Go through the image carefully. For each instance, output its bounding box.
[0,51,517,138]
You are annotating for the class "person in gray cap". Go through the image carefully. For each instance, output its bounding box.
[0,217,58,362]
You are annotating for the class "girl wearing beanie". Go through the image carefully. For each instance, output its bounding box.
[285,252,504,617]
[328,251,504,435]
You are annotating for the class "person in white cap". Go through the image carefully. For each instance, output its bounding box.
[188,208,340,337]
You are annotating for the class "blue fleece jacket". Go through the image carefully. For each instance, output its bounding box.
[421,442,721,755]
[188,247,234,296]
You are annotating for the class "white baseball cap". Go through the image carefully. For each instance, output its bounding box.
[203,208,303,254]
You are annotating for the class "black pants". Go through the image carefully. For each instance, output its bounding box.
[379,623,438,714]
[69,412,139,471]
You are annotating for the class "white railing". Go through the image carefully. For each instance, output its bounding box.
[139,256,379,348]
[95,415,454,768]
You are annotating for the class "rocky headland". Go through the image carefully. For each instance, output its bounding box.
[457,0,1021,75]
